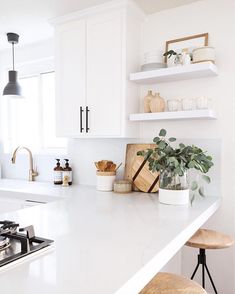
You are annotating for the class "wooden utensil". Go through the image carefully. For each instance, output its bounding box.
[115,163,122,171]
[131,156,159,193]
[124,144,156,191]
[97,161,106,172]
[105,161,113,171]
[109,164,117,172]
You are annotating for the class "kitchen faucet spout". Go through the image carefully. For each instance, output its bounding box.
[11,146,38,181]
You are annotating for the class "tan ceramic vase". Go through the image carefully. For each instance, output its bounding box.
[149,92,165,112]
[144,90,154,113]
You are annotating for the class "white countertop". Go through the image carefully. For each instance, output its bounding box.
[0,179,220,294]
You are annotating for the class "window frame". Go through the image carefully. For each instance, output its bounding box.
[2,58,67,155]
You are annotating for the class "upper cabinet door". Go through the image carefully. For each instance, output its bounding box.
[55,20,86,137]
[86,12,123,136]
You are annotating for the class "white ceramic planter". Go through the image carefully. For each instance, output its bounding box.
[96,171,116,191]
[159,188,189,205]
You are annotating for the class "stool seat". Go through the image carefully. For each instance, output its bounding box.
[139,272,207,294]
[186,229,235,249]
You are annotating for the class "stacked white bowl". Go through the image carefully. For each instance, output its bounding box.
[144,50,162,64]
[141,50,165,71]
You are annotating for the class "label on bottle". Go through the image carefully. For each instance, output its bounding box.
[54,171,62,182]
[63,171,72,183]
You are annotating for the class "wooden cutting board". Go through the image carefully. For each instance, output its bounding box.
[124,144,159,192]
[131,156,159,193]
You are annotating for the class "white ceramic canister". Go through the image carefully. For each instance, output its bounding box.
[182,98,195,111]
[196,96,211,109]
[96,171,116,191]
[193,46,215,63]
[167,99,181,112]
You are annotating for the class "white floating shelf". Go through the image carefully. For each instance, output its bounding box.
[129,109,217,122]
[130,62,218,84]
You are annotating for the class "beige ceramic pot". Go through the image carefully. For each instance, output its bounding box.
[149,92,165,112]
[144,90,154,113]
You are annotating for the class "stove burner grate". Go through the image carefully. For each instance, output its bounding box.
[0,220,19,235]
[0,236,10,251]
[0,219,54,267]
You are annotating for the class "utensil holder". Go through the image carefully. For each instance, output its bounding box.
[96,171,116,191]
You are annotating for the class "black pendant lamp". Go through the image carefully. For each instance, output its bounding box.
[3,33,23,98]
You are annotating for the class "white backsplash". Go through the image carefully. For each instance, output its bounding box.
[0,138,221,197]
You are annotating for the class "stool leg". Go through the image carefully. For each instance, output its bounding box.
[191,261,200,279]
[205,263,218,294]
[202,263,205,288]
[200,249,206,289]
[190,248,218,294]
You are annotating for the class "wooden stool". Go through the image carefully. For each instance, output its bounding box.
[186,229,235,294]
[139,272,207,294]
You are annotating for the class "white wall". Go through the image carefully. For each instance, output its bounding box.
[0,0,234,292]
[141,0,235,292]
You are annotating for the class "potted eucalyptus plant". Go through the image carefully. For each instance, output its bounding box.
[137,129,214,205]
[163,50,182,67]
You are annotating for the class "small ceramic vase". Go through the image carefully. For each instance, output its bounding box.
[181,48,191,65]
[182,98,195,111]
[196,96,211,109]
[149,92,165,112]
[167,99,181,112]
[144,90,154,113]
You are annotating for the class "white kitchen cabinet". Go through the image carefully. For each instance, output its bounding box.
[55,19,86,137]
[86,12,122,136]
[53,1,144,138]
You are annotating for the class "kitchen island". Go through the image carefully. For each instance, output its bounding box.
[0,180,220,294]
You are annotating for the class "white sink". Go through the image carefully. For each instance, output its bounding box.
[0,190,60,214]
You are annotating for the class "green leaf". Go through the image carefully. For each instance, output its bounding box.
[159,129,167,137]
[153,136,160,143]
[175,166,184,176]
[190,194,195,206]
[202,175,211,184]
[164,146,173,155]
[199,186,205,197]
[158,141,167,149]
[191,181,198,191]
[168,157,179,167]
[188,161,195,168]
[179,143,185,149]
[169,137,176,142]
[163,50,177,58]
[137,151,144,156]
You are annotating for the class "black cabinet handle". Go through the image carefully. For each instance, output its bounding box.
[80,106,84,133]
[86,106,90,133]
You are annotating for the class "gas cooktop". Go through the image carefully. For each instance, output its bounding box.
[0,220,53,267]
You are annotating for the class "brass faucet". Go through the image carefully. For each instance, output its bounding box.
[11,146,38,181]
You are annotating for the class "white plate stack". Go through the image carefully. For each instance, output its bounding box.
[141,50,166,71]
[144,50,162,64]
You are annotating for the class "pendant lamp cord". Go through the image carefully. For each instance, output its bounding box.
[12,43,15,71]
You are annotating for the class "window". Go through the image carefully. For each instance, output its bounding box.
[2,71,67,153]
